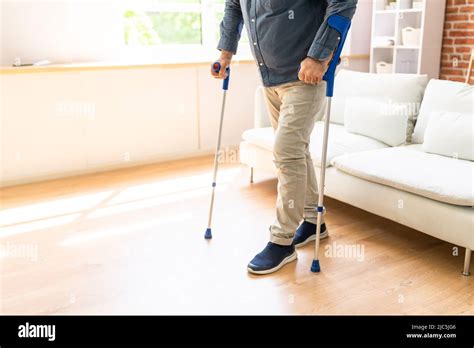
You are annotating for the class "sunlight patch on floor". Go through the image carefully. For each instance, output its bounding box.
[0,214,82,239]
[60,212,193,246]
[87,186,223,219]
[0,191,114,226]
[0,167,242,239]
[107,168,242,205]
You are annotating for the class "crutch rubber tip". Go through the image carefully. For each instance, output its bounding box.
[311,259,321,273]
[204,228,213,239]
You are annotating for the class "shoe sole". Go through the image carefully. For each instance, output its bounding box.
[294,230,329,248]
[247,251,297,275]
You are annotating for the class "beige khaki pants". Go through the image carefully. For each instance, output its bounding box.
[264,80,327,246]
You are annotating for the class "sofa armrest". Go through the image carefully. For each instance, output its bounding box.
[254,86,272,128]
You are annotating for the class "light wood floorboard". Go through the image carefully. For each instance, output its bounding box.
[0,156,472,314]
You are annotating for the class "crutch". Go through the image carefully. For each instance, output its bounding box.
[204,62,230,240]
[311,15,352,273]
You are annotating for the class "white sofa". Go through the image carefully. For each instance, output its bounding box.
[240,70,474,275]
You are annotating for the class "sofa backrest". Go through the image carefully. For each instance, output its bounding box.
[254,86,272,128]
[253,71,436,132]
[331,70,429,126]
[412,79,474,144]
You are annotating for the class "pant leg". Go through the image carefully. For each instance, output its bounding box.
[302,146,320,225]
[269,81,327,246]
[303,87,327,225]
[263,86,281,130]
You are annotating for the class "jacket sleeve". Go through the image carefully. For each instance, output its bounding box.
[217,0,244,54]
[308,0,358,61]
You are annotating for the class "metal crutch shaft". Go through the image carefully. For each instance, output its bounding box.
[312,99,332,272]
[205,62,230,240]
[311,15,352,272]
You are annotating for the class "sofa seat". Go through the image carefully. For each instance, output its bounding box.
[241,121,388,168]
[332,145,474,207]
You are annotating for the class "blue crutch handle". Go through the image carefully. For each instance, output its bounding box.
[212,62,231,91]
[323,15,352,97]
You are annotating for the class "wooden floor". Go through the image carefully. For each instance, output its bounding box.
[0,156,472,315]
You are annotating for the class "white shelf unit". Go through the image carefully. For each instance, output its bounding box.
[370,0,446,78]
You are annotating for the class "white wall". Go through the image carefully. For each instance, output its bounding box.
[0,0,374,186]
[0,63,261,186]
[342,0,373,72]
[0,0,123,65]
[343,0,373,56]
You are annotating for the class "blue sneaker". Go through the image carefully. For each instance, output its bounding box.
[293,221,329,248]
[247,242,297,275]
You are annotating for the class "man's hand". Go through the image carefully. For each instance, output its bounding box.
[211,50,233,79]
[298,56,332,85]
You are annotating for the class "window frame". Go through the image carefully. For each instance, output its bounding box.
[123,0,252,62]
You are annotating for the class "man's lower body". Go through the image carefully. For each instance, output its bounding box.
[247,80,328,275]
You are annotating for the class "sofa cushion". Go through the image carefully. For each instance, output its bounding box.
[423,111,473,161]
[330,70,429,130]
[242,127,275,153]
[412,79,474,144]
[332,145,473,206]
[241,122,388,167]
[344,97,411,146]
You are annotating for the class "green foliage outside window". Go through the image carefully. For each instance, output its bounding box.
[148,12,202,44]
[124,10,160,45]
[125,10,202,45]
[124,1,227,46]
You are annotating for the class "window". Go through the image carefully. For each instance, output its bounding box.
[124,0,251,61]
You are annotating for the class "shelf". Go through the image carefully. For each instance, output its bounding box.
[372,46,420,50]
[0,59,256,75]
[400,8,424,13]
[375,9,423,14]
[396,45,421,50]
[1,54,371,75]
[375,10,397,14]
[370,0,445,78]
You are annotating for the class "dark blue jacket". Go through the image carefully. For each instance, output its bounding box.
[217,0,358,87]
